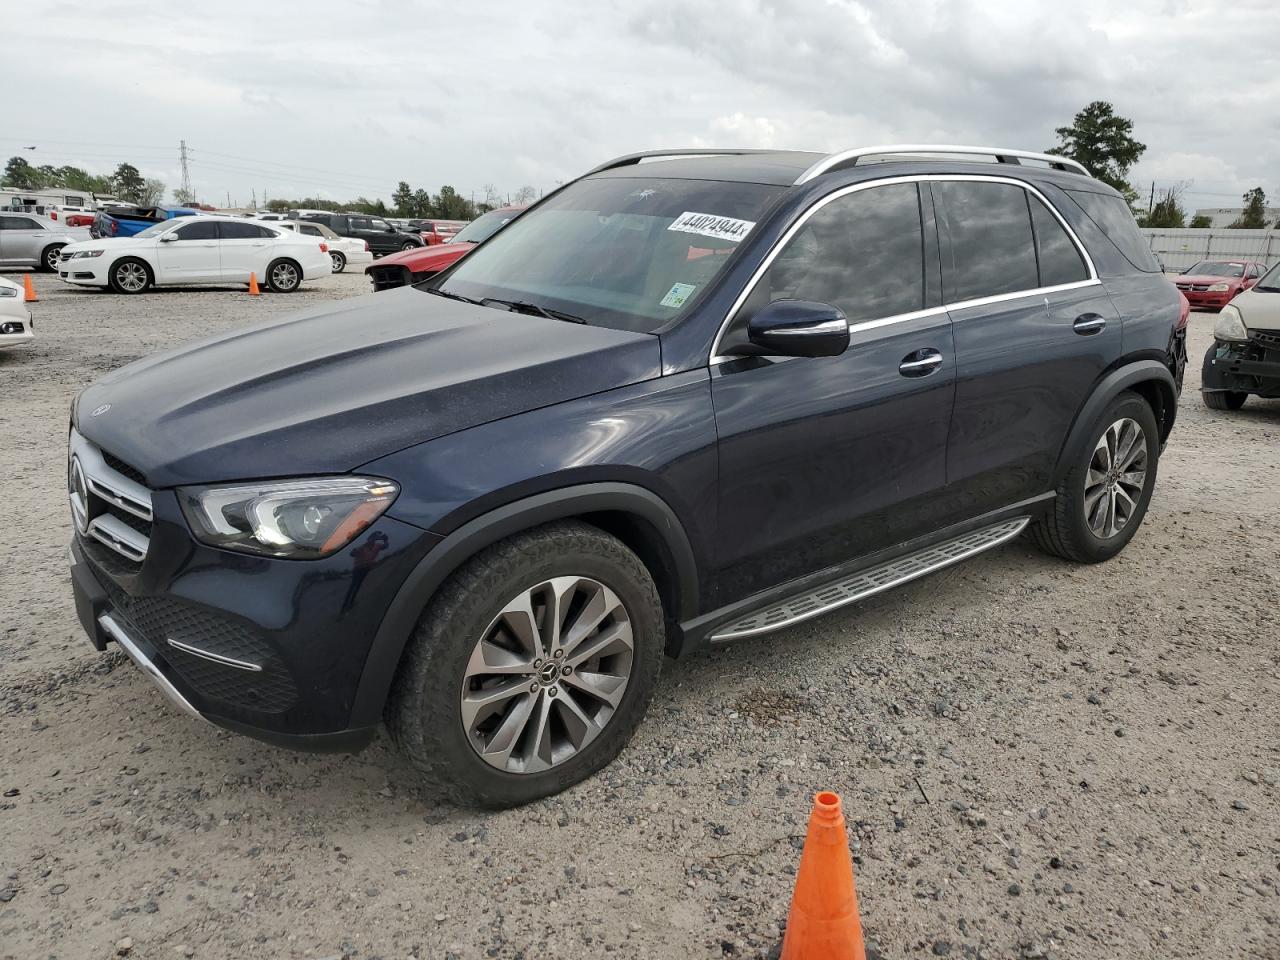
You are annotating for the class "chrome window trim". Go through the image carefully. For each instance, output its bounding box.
[709,174,1099,364]
[795,144,1090,183]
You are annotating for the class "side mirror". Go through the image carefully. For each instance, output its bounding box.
[159,233,178,242]
[735,300,849,358]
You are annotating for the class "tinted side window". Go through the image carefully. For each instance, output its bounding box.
[1064,189,1160,273]
[348,217,372,231]
[1028,197,1089,286]
[174,221,219,241]
[299,224,321,237]
[938,181,1038,302]
[2,216,41,230]
[760,183,924,324]
[219,222,271,239]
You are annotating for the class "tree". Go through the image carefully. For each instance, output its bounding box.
[1047,101,1145,204]
[392,180,413,216]
[54,165,113,194]
[1139,184,1187,229]
[111,163,146,203]
[411,188,432,218]
[172,186,197,205]
[1228,187,1267,228]
[1189,214,1212,229]
[3,156,38,189]
[433,185,471,220]
[139,179,166,205]
[512,185,538,205]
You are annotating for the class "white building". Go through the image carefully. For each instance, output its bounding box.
[1192,206,1280,229]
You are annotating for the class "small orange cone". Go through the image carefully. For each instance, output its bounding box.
[23,274,37,302]
[247,272,260,296]
[780,791,867,960]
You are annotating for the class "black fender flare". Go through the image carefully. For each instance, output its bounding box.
[1053,360,1176,483]
[348,482,699,727]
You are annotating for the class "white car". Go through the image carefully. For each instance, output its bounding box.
[270,219,373,273]
[55,215,332,294]
[0,276,34,349]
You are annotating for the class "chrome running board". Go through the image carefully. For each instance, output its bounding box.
[709,517,1030,642]
[99,613,208,724]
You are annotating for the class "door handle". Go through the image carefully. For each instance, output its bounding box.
[1073,313,1107,335]
[899,348,943,378]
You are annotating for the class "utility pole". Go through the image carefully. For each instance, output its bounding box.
[179,139,192,200]
[1148,182,1155,217]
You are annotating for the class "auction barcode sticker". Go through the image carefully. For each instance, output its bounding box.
[667,211,756,243]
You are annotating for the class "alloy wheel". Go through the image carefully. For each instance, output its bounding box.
[271,262,299,290]
[116,262,147,292]
[460,576,634,774]
[1084,417,1147,539]
[330,252,343,272]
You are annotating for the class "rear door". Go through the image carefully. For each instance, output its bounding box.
[934,178,1120,517]
[710,181,957,604]
[217,221,275,281]
[154,219,221,282]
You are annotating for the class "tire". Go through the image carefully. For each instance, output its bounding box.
[1029,391,1159,564]
[265,258,301,293]
[107,257,152,295]
[329,251,346,273]
[1203,390,1247,411]
[400,241,417,251]
[386,521,665,808]
[41,244,65,272]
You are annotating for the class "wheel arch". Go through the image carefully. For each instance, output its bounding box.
[40,241,67,270]
[348,482,699,728]
[1053,359,1177,484]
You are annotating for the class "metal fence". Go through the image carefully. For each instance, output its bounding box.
[1140,228,1280,273]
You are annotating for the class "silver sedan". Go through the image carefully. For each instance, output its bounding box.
[0,212,86,271]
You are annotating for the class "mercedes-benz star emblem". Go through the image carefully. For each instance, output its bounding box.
[90,403,111,417]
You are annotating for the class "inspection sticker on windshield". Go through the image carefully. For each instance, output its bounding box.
[660,282,697,308]
[667,211,756,243]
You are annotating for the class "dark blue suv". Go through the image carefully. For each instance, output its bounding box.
[68,145,1184,807]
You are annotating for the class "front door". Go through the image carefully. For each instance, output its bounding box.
[709,181,956,607]
[154,219,221,282]
[932,179,1122,517]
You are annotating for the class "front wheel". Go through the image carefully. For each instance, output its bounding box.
[1029,391,1159,564]
[1203,390,1247,411]
[265,258,301,292]
[329,251,346,273]
[108,257,152,294]
[386,521,664,808]
[400,241,417,251]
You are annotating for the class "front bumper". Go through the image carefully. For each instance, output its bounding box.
[69,492,440,751]
[0,307,33,347]
[58,260,110,286]
[1176,288,1238,310]
[1202,335,1280,398]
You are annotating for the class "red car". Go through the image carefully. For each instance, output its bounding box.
[367,206,525,291]
[1172,259,1265,310]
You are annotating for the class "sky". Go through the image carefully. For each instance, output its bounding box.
[3,0,1277,213]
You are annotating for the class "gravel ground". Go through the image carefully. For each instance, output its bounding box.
[1,271,1278,960]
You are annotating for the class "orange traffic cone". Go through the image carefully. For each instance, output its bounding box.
[248,272,260,296]
[780,791,866,960]
[22,274,37,302]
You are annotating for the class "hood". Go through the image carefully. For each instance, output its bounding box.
[1174,273,1242,286]
[75,287,661,488]
[61,236,146,255]
[1231,285,1280,331]
[374,241,473,271]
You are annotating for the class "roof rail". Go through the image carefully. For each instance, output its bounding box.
[584,148,780,177]
[795,144,1090,184]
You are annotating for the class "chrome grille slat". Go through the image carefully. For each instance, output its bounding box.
[69,429,153,564]
[710,517,1030,642]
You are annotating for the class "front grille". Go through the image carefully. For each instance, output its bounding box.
[96,571,299,714]
[69,430,153,566]
[1252,329,1280,349]
[1177,283,1212,292]
[368,264,410,292]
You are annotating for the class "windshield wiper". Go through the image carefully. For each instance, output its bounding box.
[481,298,588,325]
[425,286,480,304]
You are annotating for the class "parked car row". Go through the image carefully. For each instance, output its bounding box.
[367,206,525,291]
[269,219,373,273]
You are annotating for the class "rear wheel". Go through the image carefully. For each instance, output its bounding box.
[265,258,301,292]
[386,521,664,808]
[1203,390,1247,411]
[108,257,152,294]
[329,251,346,273]
[41,244,65,272]
[1030,391,1159,563]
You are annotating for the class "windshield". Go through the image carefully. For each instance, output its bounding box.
[435,177,784,333]
[132,221,177,239]
[1184,260,1245,277]
[1255,261,1280,291]
[449,208,522,245]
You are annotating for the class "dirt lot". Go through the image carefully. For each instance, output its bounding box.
[1,270,1278,960]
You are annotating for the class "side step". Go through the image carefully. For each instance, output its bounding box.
[709,517,1030,642]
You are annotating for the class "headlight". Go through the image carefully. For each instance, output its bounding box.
[1213,305,1249,342]
[0,286,16,298]
[179,476,399,559]
[1207,282,1231,292]
[69,249,104,259]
